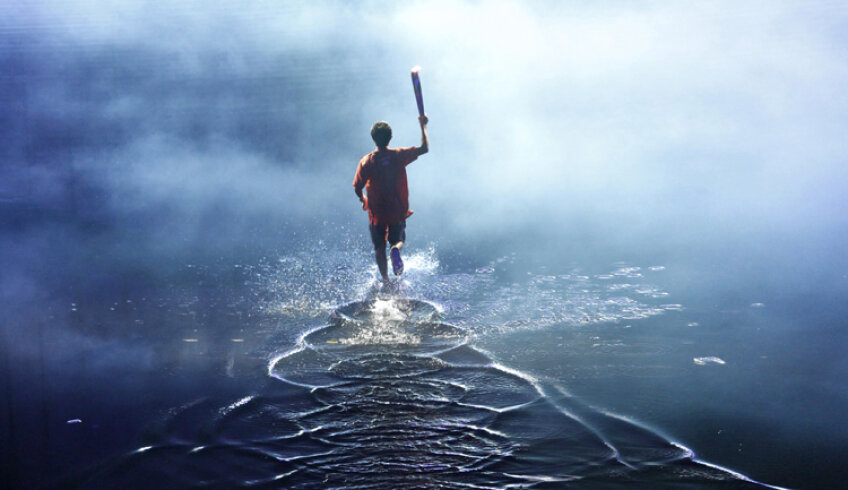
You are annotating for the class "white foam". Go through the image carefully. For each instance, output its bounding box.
[339,326,421,346]
[401,246,440,275]
[693,356,726,366]
[369,299,408,323]
[221,395,254,415]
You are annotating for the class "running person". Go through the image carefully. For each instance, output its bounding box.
[353,115,429,283]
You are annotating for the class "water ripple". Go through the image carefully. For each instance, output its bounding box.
[82,298,783,489]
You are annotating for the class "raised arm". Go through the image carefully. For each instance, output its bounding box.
[416,115,429,156]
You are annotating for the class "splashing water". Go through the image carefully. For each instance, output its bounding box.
[77,244,787,489]
[258,246,680,339]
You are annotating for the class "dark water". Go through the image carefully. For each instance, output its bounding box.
[5,237,845,489]
[75,294,779,489]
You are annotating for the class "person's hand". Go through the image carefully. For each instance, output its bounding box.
[360,196,368,210]
[419,114,429,127]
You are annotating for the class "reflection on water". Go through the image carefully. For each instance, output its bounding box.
[79,276,785,488]
[9,244,810,488]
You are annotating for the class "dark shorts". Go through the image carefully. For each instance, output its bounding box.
[369,220,406,249]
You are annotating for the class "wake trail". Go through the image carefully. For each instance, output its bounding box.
[81,295,783,489]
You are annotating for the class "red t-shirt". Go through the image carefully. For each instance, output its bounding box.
[353,146,419,226]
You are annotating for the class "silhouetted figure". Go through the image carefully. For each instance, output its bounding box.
[353,115,429,283]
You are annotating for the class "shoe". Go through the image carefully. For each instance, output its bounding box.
[390,247,404,276]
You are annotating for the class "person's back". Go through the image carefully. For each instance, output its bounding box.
[356,147,415,226]
[353,116,429,283]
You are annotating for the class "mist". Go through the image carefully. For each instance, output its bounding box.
[4,0,846,262]
[4,0,847,375]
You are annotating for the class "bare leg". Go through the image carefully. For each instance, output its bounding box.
[390,241,403,252]
[375,245,389,282]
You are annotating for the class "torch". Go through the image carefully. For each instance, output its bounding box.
[411,66,425,117]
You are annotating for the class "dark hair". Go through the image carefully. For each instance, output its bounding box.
[370,121,392,147]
